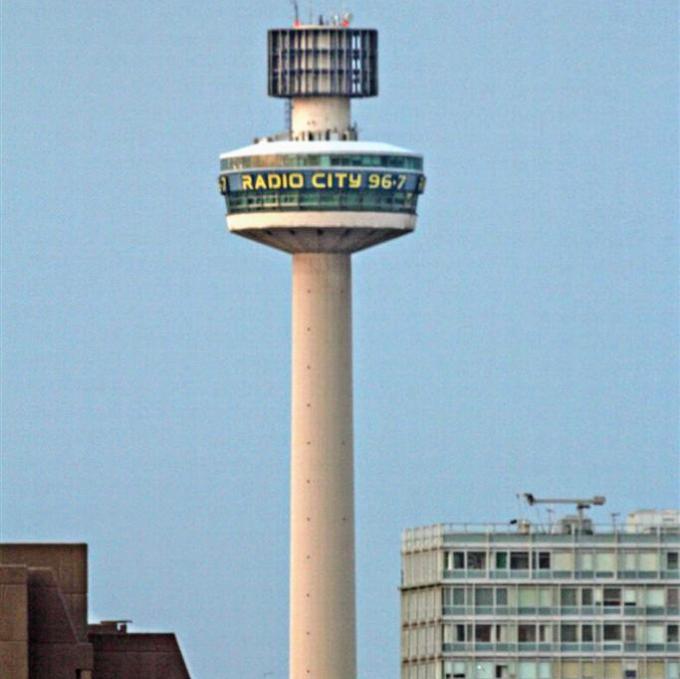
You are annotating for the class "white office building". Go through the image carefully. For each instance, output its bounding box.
[401,510,679,679]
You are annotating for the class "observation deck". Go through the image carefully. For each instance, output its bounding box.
[219,139,426,253]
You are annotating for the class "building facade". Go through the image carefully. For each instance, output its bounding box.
[0,543,191,679]
[401,511,680,679]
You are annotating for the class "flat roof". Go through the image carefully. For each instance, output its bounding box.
[220,140,419,159]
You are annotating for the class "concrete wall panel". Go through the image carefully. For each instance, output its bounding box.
[0,544,88,640]
[0,565,29,679]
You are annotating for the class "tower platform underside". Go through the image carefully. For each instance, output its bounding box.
[228,211,415,253]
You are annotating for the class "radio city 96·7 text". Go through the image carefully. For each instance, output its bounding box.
[218,171,424,195]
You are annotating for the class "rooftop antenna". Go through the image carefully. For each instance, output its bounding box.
[289,0,300,26]
[523,493,606,531]
[515,492,525,521]
[546,507,555,533]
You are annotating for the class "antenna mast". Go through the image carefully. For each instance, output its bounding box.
[289,0,300,25]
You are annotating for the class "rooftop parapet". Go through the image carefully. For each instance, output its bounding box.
[402,513,680,551]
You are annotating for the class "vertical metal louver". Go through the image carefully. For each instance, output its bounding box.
[268,28,378,98]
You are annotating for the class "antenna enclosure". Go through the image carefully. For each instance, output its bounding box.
[268,28,378,98]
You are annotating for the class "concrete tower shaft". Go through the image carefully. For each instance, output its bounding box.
[291,97,350,138]
[290,253,355,679]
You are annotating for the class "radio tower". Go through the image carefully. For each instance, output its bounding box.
[218,14,425,679]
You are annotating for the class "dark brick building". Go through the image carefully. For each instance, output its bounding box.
[0,543,191,678]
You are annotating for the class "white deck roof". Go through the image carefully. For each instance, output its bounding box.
[220,139,419,159]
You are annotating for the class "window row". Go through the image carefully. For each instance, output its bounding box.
[221,153,424,171]
[402,585,680,623]
[443,549,679,574]
[403,658,680,679]
[440,584,679,609]
[445,551,551,571]
[442,622,679,644]
[225,189,420,214]
[438,659,680,679]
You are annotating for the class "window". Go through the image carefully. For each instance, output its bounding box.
[453,552,465,569]
[666,661,680,679]
[518,625,536,642]
[624,588,637,607]
[625,625,636,643]
[495,588,508,606]
[495,552,508,569]
[537,662,552,679]
[511,552,529,570]
[580,551,594,571]
[595,551,615,573]
[475,625,492,642]
[552,551,574,571]
[456,624,466,642]
[475,663,493,679]
[604,588,621,606]
[603,624,621,641]
[621,551,636,571]
[582,624,594,642]
[518,663,538,679]
[669,588,679,607]
[444,660,467,679]
[668,552,679,569]
[221,153,425,171]
[443,587,465,607]
[495,625,509,643]
[560,588,577,606]
[645,588,665,606]
[468,552,486,570]
[668,625,679,642]
[560,624,577,642]
[531,552,551,569]
[581,588,593,605]
[518,587,537,607]
[475,588,493,606]
[639,551,659,571]
[647,625,664,644]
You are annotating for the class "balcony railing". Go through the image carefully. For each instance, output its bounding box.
[402,522,680,552]
[442,569,680,581]
[442,604,680,617]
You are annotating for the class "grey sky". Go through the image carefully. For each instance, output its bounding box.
[1,2,678,678]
